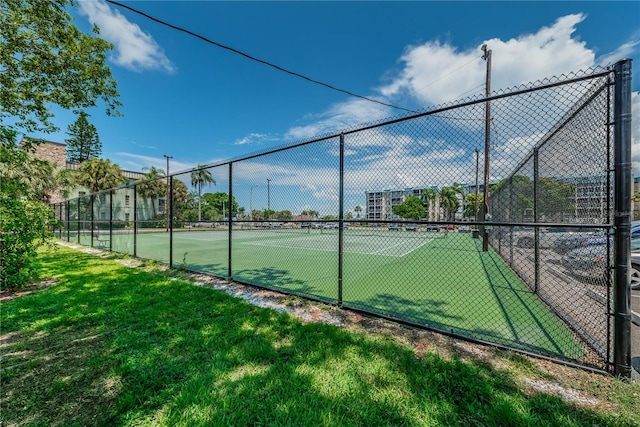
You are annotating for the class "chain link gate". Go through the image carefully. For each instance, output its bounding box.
[51,59,633,375]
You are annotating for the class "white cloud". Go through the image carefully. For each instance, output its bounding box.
[234,133,279,146]
[597,39,640,66]
[381,14,595,107]
[113,152,195,175]
[285,98,392,141]
[78,0,175,73]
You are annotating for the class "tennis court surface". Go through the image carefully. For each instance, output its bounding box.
[89,228,585,361]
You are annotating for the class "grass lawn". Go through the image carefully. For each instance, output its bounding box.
[1,244,639,426]
[86,229,585,361]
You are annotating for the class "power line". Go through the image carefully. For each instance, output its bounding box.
[413,56,483,95]
[105,0,418,114]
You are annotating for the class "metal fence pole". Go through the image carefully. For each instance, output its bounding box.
[76,197,81,244]
[613,58,632,377]
[533,148,540,294]
[109,190,113,251]
[65,201,70,242]
[228,164,233,281]
[338,134,345,306]
[133,184,138,258]
[169,177,173,269]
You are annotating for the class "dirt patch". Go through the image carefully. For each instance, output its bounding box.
[0,278,60,302]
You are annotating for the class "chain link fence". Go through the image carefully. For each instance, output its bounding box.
[51,60,633,374]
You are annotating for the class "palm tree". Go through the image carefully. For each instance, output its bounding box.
[190,166,215,221]
[354,205,362,218]
[74,158,125,193]
[440,185,461,221]
[137,166,166,218]
[421,188,440,221]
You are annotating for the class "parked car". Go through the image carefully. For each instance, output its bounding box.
[300,222,312,228]
[554,231,608,253]
[561,238,640,289]
[388,223,401,231]
[322,222,339,229]
[512,226,594,249]
[405,223,418,231]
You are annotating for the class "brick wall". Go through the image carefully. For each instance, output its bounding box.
[31,140,67,170]
[29,140,67,203]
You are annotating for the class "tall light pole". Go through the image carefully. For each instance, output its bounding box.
[163,154,173,231]
[481,44,492,252]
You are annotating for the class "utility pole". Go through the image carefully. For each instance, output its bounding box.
[163,154,173,231]
[481,44,492,252]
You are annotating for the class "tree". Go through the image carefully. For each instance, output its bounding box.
[275,210,292,221]
[0,1,121,288]
[73,158,125,193]
[354,205,362,218]
[65,112,101,162]
[301,209,319,217]
[392,195,425,220]
[137,166,166,218]
[440,186,461,221]
[464,193,483,219]
[491,175,575,221]
[421,188,440,220]
[0,135,58,289]
[201,192,238,220]
[190,166,215,221]
[1,0,121,138]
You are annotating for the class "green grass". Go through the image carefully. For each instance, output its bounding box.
[94,229,584,360]
[1,245,639,426]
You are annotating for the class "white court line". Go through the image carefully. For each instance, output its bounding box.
[147,234,227,242]
[243,236,432,257]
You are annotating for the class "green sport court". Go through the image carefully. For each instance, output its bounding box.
[75,227,585,360]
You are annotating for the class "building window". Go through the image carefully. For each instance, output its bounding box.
[125,195,130,206]
[158,199,166,213]
[125,213,130,222]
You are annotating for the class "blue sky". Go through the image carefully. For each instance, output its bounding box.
[26,1,640,214]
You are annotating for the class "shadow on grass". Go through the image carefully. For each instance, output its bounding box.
[1,247,636,426]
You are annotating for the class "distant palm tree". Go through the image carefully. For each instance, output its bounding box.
[74,158,125,193]
[190,166,215,221]
[137,166,165,217]
[354,205,362,218]
[440,185,461,221]
[421,188,440,220]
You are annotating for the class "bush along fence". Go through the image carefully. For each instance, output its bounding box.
[51,59,633,376]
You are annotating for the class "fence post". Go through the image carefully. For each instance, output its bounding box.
[77,197,81,244]
[613,58,632,377]
[133,184,138,258]
[169,177,173,269]
[66,200,70,242]
[338,133,345,306]
[228,164,233,282]
[109,190,113,251]
[533,147,540,294]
